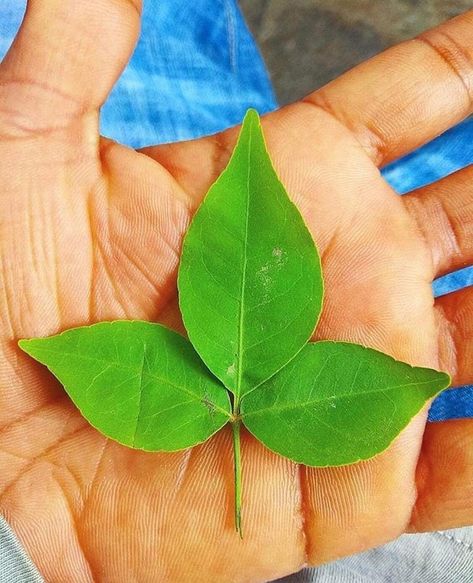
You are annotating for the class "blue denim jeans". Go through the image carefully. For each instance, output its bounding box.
[1,2,472,582]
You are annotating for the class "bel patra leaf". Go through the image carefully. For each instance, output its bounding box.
[178,109,323,400]
[19,322,231,451]
[17,109,452,537]
[241,341,450,466]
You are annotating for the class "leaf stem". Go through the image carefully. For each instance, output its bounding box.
[231,416,243,538]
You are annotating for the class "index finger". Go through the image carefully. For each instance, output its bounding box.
[305,10,473,166]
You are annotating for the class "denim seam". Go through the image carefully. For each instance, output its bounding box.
[435,530,473,551]
[224,0,237,73]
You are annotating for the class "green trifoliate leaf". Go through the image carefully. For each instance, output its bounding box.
[241,341,450,466]
[19,322,231,451]
[178,109,323,399]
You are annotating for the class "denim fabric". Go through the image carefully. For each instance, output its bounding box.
[0,518,43,583]
[1,3,473,582]
[102,0,278,146]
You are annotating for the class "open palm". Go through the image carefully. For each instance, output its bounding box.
[1,3,472,582]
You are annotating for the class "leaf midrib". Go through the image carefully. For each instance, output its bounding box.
[235,117,253,401]
[242,378,443,418]
[30,346,231,418]
[132,346,147,446]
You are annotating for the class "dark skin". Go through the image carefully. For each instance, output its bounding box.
[0,2,472,581]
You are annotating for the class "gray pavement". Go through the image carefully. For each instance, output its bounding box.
[239,0,473,104]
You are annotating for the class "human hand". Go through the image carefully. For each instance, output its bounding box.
[0,2,472,581]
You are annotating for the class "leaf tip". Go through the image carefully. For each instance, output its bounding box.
[439,370,452,390]
[18,338,32,353]
[18,337,48,361]
[242,108,261,129]
[18,335,53,359]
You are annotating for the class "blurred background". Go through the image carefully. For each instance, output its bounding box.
[240,0,473,104]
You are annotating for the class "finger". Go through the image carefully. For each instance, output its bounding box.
[410,418,473,532]
[436,286,473,387]
[403,165,473,278]
[0,0,141,135]
[304,10,473,166]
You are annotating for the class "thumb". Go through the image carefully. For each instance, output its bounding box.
[0,0,141,135]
